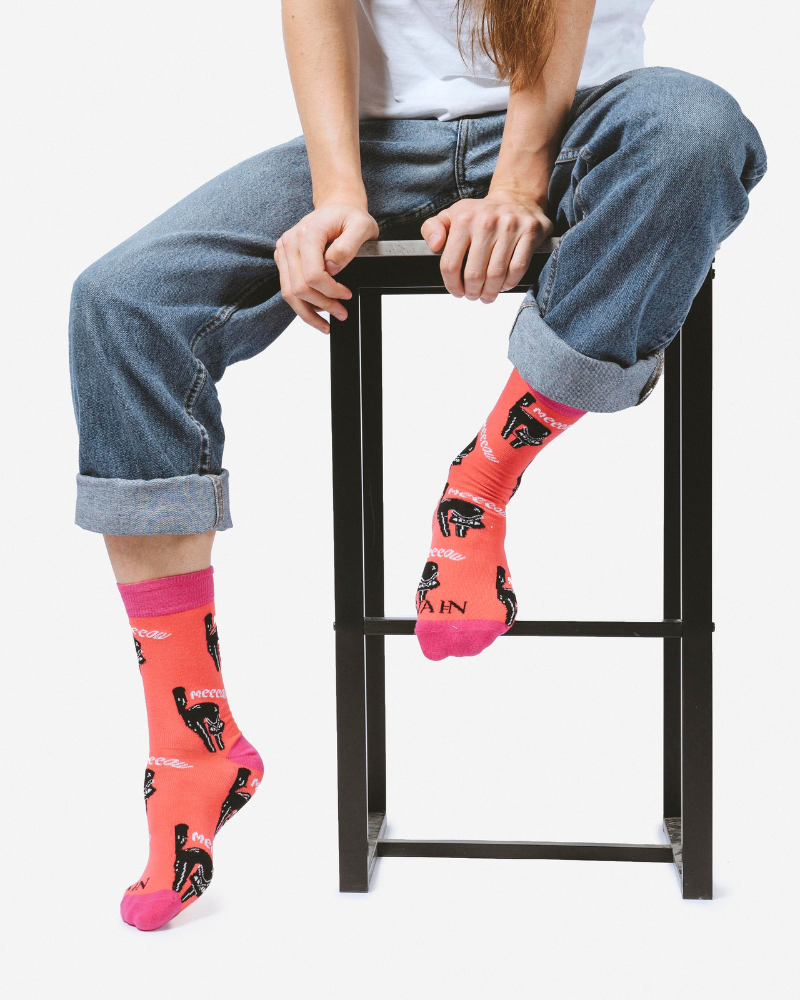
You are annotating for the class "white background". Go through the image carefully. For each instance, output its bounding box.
[1,1,797,996]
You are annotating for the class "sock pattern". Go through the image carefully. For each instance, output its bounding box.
[415,369,585,660]
[118,567,263,931]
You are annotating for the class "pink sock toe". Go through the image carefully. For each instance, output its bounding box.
[415,619,508,660]
[121,890,183,931]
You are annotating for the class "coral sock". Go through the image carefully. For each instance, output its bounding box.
[415,369,585,660]
[117,567,263,931]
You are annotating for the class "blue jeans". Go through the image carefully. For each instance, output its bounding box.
[69,67,766,535]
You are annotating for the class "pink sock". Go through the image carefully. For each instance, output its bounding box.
[117,567,263,931]
[415,371,585,660]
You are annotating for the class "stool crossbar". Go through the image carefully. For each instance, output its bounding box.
[329,240,714,900]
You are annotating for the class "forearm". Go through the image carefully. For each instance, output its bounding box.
[282,0,365,208]
[490,0,595,208]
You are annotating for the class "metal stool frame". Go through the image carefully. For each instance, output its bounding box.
[329,240,713,899]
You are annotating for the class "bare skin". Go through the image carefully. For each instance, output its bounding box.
[105,531,215,584]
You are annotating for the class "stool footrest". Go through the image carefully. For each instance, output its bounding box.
[360,617,696,638]
[376,839,674,863]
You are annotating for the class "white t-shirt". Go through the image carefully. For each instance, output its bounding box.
[356,0,655,120]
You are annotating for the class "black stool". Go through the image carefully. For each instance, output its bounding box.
[329,239,714,900]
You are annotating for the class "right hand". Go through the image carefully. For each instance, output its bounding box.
[275,202,378,333]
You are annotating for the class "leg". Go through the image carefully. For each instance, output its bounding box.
[69,139,315,536]
[105,531,215,583]
[69,144,312,928]
[678,274,714,900]
[71,118,466,534]
[330,288,371,891]
[360,293,387,820]
[505,67,766,411]
[415,370,585,660]
[70,119,468,913]
[119,568,264,930]
[663,334,682,822]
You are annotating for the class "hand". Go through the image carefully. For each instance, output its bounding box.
[421,192,553,303]
[275,202,379,333]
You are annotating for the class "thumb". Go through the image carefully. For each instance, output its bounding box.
[325,218,377,274]
[421,211,450,252]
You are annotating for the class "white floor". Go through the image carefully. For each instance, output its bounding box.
[3,2,797,997]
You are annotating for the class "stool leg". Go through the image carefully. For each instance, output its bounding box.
[330,292,371,892]
[360,292,388,840]
[679,271,714,900]
[663,333,682,840]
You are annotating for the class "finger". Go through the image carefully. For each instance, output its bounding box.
[439,224,471,297]
[297,228,353,301]
[480,231,519,303]
[421,211,450,252]
[284,235,349,320]
[324,216,378,275]
[501,229,539,291]
[462,221,497,300]
[275,240,296,306]
[289,296,331,334]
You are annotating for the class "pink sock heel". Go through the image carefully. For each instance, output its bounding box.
[226,735,264,771]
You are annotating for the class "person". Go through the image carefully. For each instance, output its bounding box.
[68,0,766,931]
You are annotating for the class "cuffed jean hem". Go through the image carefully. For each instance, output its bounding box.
[508,299,664,413]
[75,470,232,535]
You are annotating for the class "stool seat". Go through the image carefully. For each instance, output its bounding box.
[355,237,561,257]
[329,240,714,900]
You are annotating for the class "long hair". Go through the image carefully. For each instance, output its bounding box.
[456,0,557,90]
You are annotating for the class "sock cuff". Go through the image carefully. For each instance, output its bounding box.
[526,384,587,419]
[118,567,214,618]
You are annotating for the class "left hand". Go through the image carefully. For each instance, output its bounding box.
[421,192,553,303]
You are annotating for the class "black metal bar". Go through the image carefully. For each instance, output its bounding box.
[376,840,674,863]
[663,331,683,821]
[344,253,548,292]
[367,286,535,297]
[330,296,371,893]
[362,617,687,638]
[360,291,387,819]
[678,271,714,900]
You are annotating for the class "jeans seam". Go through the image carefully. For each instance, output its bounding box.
[189,272,272,354]
[541,142,593,313]
[185,360,212,476]
[637,350,665,405]
[208,473,225,528]
[455,118,471,199]
[539,235,563,314]
[574,145,595,220]
[183,270,272,477]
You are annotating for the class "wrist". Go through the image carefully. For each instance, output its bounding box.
[489,149,555,215]
[486,183,550,215]
[313,183,369,212]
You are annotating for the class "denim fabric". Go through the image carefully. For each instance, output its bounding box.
[508,67,767,410]
[69,66,766,534]
[75,471,232,534]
